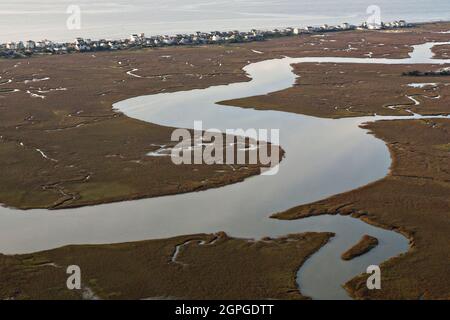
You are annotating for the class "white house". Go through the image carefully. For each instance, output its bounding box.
[211,35,222,42]
[26,40,36,49]
[340,23,351,30]
[6,42,16,50]
[74,38,91,51]
[368,23,382,30]
[129,34,140,43]
[162,37,175,45]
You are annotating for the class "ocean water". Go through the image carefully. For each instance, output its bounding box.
[1,0,450,42]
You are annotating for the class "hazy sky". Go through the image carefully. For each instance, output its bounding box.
[1,0,450,42]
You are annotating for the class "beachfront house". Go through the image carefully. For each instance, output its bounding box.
[340,23,352,30]
[211,34,222,42]
[129,34,139,43]
[162,37,175,45]
[129,34,145,44]
[6,42,16,50]
[75,38,91,51]
[0,19,412,58]
[35,41,45,48]
[25,40,36,50]
[369,23,382,30]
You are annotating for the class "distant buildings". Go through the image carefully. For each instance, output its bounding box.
[361,20,409,30]
[0,20,413,59]
[384,20,408,28]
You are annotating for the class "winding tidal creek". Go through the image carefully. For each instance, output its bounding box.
[1,41,449,299]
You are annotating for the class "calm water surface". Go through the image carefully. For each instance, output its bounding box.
[2,0,450,42]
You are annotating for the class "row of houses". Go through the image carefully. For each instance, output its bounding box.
[0,20,412,58]
[361,20,409,30]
